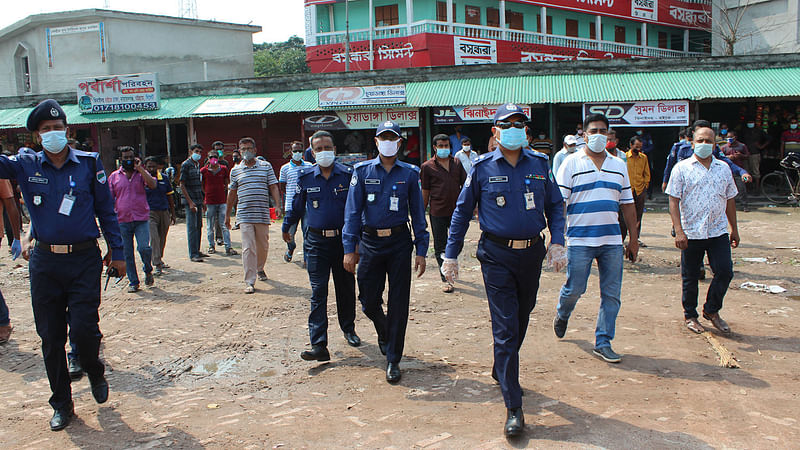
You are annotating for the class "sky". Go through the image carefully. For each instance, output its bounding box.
[0,0,307,44]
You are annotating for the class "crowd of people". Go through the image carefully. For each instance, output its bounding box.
[0,98,764,438]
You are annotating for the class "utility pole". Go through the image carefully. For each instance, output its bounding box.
[179,0,198,19]
[345,0,350,72]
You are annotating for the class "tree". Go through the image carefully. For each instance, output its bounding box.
[253,36,310,77]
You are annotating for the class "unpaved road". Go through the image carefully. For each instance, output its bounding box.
[1,205,799,449]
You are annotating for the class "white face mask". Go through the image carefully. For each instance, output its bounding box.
[586,134,608,153]
[315,150,335,167]
[376,139,399,157]
[461,145,471,152]
[693,142,714,158]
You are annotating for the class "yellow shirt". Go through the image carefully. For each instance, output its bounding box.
[626,150,650,195]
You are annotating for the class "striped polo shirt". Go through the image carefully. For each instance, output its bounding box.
[555,151,633,247]
[229,160,278,224]
[279,160,313,211]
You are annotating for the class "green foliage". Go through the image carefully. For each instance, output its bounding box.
[253,36,310,77]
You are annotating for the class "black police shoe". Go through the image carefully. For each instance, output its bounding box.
[68,357,84,381]
[89,374,109,404]
[504,407,525,437]
[554,315,569,339]
[300,345,330,362]
[344,332,361,347]
[50,404,74,431]
[386,362,401,384]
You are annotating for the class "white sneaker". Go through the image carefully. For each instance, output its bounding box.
[245,284,255,294]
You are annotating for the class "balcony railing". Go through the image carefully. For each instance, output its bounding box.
[315,20,706,59]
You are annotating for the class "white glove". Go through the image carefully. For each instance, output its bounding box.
[546,244,567,273]
[441,257,459,284]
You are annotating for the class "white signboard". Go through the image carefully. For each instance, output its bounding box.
[319,85,406,108]
[50,23,100,35]
[631,0,658,21]
[77,72,159,114]
[454,37,497,65]
[193,98,274,115]
[305,108,419,130]
[583,101,690,127]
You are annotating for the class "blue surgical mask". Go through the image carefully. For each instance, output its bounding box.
[315,150,335,167]
[791,124,798,130]
[747,123,755,129]
[727,137,734,144]
[694,143,714,158]
[191,152,202,161]
[291,151,303,162]
[436,147,451,158]
[40,130,68,154]
[720,129,728,135]
[497,127,527,151]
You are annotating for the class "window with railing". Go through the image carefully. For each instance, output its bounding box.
[375,4,399,26]
[614,26,626,43]
[506,11,524,30]
[566,19,579,38]
[536,14,553,34]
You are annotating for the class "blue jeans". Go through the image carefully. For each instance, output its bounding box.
[0,289,9,326]
[556,245,623,349]
[206,204,231,250]
[185,206,203,258]
[119,220,153,287]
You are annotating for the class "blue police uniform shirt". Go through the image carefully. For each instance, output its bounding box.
[663,141,747,184]
[0,147,124,260]
[282,162,353,233]
[445,148,566,259]
[145,171,173,211]
[342,157,430,256]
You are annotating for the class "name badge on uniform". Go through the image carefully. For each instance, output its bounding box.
[390,196,399,211]
[489,176,508,183]
[496,195,506,207]
[28,176,48,184]
[365,179,381,185]
[524,192,535,210]
[58,194,76,216]
[367,193,376,203]
[312,200,319,209]
[307,187,321,193]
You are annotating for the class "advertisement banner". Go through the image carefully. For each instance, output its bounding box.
[318,84,406,108]
[583,101,689,127]
[433,105,533,124]
[77,73,160,114]
[509,0,709,29]
[193,98,274,115]
[304,108,419,130]
[454,37,498,65]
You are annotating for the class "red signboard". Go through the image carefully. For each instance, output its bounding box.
[506,0,709,29]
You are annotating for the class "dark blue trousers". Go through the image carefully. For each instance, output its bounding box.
[306,232,356,346]
[0,288,9,326]
[357,230,412,364]
[29,245,105,411]
[476,236,546,409]
[681,234,734,319]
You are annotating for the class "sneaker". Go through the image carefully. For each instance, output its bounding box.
[553,315,568,339]
[593,346,622,363]
[283,250,293,262]
[244,284,255,294]
[216,238,224,246]
[0,324,12,344]
[207,247,216,254]
[190,256,204,262]
[127,285,139,293]
[226,248,238,256]
[144,272,154,286]
[199,252,211,258]
[257,271,268,281]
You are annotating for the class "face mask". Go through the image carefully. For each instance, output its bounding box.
[462,145,471,153]
[538,134,545,140]
[497,127,527,151]
[694,142,714,158]
[40,130,68,154]
[566,145,576,153]
[243,151,255,161]
[747,123,755,129]
[436,147,451,158]
[291,151,303,162]
[605,141,615,150]
[632,147,640,154]
[792,124,798,130]
[217,150,224,157]
[232,155,241,163]
[208,157,218,166]
[636,130,643,136]
[121,159,135,171]
[586,134,608,153]
[191,153,201,162]
[315,150,335,167]
[376,139,399,157]
[727,137,735,144]
[720,129,728,135]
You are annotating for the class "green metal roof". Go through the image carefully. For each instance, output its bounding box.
[405,67,800,105]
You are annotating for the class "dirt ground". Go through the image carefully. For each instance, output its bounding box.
[1,204,799,449]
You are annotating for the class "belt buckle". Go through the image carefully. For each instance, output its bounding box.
[377,229,392,237]
[510,240,528,250]
[323,230,337,237]
[51,244,70,254]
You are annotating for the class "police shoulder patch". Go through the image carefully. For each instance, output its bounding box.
[96,170,107,184]
[350,174,358,186]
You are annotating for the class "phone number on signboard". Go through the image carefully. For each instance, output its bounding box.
[91,102,158,112]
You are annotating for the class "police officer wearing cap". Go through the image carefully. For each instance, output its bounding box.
[283,130,360,362]
[0,99,125,431]
[441,104,566,437]
[343,120,429,384]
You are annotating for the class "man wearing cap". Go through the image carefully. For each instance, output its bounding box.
[0,99,125,431]
[441,104,566,437]
[343,120,429,384]
[552,134,578,176]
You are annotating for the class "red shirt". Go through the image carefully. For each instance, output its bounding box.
[781,129,800,143]
[200,165,229,205]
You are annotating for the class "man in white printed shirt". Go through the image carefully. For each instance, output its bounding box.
[666,120,739,335]
[553,113,639,364]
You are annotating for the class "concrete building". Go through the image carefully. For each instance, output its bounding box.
[712,0,800,55]
[304,0,713,73]
[0,9,261,97]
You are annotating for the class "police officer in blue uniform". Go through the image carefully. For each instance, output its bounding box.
[0,99,125,431]
[283,130,361,361]
[343,120,429,384]
[441,104,566,437]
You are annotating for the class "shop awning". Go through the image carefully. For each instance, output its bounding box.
[404,67,800,106]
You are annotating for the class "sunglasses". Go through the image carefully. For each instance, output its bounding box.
[495,121,526,130]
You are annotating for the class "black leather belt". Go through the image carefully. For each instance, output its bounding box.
[363,224,409,237]
[36,240,98,254]
[308,226,341,238]
[483,232,541,249]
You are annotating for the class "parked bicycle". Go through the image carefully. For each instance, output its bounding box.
[761,152,800,205]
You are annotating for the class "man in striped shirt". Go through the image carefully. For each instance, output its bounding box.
[279,142,313,264]
[553,113,639,364]
[225,137,282,294]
